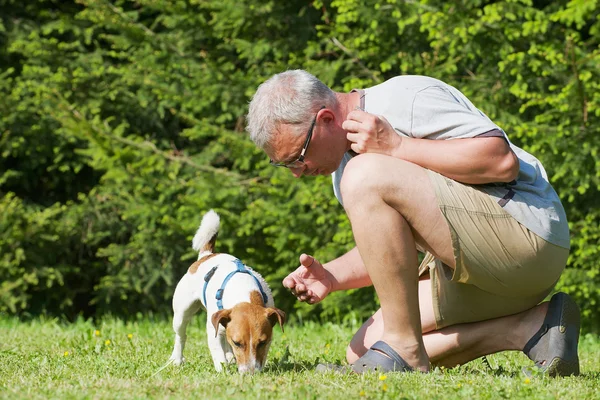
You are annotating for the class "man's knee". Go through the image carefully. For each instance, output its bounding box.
[339,154,389,207]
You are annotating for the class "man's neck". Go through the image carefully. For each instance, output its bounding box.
[335,91,362,121]
[334,91,362,154]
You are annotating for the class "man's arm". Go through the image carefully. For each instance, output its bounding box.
[396,136,519,185]
[344,109,520,185]
[324,246,372,291]
[282,247,372,304]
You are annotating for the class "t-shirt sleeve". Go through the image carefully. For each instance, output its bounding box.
[410,86,502,140]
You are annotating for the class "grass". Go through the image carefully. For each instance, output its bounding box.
[0,315,599,399]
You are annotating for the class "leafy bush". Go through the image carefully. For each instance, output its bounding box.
[1,0,598,331]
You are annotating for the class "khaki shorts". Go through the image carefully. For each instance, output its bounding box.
[423,170,569,329]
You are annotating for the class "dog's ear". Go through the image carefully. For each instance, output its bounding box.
[266,308,286,333]
[211,309,232,337]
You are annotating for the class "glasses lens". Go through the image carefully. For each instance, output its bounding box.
[285,160,305,169]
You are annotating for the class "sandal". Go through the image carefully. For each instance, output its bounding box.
[522,292,581,377]
[352,341,413,373]
[316,341,414,374]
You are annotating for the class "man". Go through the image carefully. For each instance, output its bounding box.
[245,69,580,375]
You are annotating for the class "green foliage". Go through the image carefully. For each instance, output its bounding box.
[1,0,599,331]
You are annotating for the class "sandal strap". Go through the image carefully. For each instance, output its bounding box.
[370,341,413,371]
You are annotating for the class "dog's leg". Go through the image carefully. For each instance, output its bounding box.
[207,321,230,372]
[169,301,200,366]
[224,342,235,364]
[169,311,190,366]
[221,334,235,364]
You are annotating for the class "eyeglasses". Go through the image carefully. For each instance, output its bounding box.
[270,106,325,169]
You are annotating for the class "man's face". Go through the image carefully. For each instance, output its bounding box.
[266,109,347,178]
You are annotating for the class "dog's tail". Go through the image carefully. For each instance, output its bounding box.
[192,209,220,253]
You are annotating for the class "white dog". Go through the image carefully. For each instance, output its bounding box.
[169,210,285,373]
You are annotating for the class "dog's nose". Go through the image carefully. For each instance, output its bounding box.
[238,365,255,374]
[238,362,263,374]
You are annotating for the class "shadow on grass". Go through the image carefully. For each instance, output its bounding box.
[264,346,337,373]
[579,371,600,380]
[264,360,322,373]
[456,360,600,380]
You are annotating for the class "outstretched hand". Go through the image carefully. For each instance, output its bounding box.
[342,109,402,156]
[282,254,333,304]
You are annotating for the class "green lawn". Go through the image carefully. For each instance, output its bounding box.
[1,315,598,399]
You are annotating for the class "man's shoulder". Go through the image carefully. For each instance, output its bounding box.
[367,75,448,92]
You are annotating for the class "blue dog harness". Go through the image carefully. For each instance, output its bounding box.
[202,258,269,310]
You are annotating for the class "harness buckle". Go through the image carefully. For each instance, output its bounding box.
[215,288,224,300]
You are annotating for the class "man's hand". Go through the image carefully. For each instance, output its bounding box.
[343,110,402,156]
[282,254,333,304]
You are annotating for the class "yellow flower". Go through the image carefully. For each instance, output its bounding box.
[105,339,111,346]
[379,374,387,381]
[63,351,69,356]
[359,390,366,397]
[94,330,100,337]
[127,333,133,339]
[382,383,388,392]
[524,378,531,384]
[456,383,462,388]
[325,343,331,348]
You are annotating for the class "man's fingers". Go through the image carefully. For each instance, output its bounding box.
[342,119,363,133]
[282,276,296,289]
[346,132,361,143]
[350,142,364,154]
[295,283,307,293]
[299,253,315,268]
[346,109,368,121]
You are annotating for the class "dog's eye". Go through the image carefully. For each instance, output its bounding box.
[257,340,266,348]
[232,340,243,348]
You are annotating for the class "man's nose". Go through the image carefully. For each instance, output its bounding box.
[290,165,305,178]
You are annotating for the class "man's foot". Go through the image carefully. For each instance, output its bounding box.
[316,341,426,374]
[351,341,414,373]
[523,292,580,377]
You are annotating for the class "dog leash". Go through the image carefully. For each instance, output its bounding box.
[202,259,269,310]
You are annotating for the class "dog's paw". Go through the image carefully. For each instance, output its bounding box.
[169,356,186,366]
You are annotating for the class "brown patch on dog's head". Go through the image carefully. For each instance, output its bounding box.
[212,302,286,374]
[188,252,220,274]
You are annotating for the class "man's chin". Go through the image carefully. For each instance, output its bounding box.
[315,168,331,176]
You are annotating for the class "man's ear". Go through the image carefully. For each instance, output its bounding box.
[266,308,286,333]
[211,309,232,337]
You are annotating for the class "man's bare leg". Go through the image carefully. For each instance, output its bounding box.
[340,154,456,372]
[347,276,550,368]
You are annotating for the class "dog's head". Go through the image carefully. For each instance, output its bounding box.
[211,291,285,374]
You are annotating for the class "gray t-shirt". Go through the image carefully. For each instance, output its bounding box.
[332,75,570,249]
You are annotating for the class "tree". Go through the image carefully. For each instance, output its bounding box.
[1,0,598,331]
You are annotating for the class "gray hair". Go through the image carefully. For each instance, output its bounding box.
[246,69,338,149]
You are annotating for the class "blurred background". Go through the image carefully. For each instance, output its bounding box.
[0,0,598,332]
